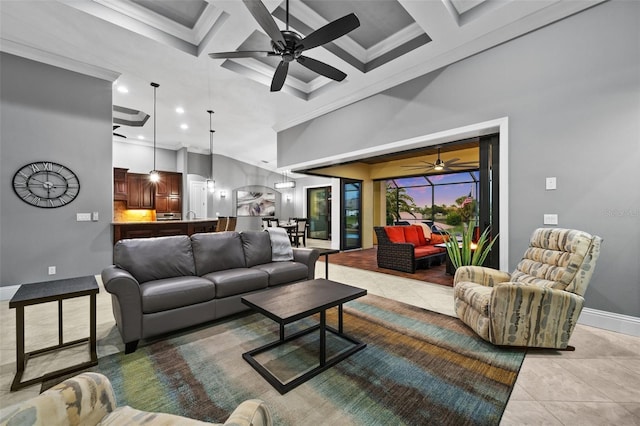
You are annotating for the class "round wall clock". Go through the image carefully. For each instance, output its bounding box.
[12,161,80,208]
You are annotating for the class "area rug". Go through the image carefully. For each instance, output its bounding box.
[43,295,524,425]
[317,247,454,286]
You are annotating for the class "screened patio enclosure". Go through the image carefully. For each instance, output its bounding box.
[385,171,480,231]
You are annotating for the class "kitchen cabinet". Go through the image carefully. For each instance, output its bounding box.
[127,173,155,209]
[112,220,218,245]
[114,168,128,201]
[155,172,182,214]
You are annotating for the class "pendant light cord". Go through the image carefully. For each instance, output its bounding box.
[151,82,159,172]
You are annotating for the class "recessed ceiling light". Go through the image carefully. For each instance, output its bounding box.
[137,135,144,140]
[117,86,128,94]
[176,107,184,114]
[180,124,188,130]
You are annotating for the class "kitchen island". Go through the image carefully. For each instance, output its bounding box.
[112,219,218,244]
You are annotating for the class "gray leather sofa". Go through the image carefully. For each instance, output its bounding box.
[102,231,319,353]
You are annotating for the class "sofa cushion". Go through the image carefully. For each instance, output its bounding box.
[191,232,246,275]
[139,276,215,314]
[241,231,273,267]
[114,236,196,284]
[252,262,309,286]
[403,226,421,246]
[414,245,446,258]
[413,225,427,246]
[385,226,406,243]
[203,268,269,298]
[417,223,432,241]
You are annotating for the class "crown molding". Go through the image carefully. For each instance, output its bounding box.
[0,38,120,82]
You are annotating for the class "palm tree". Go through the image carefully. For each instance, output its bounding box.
[386,184,416,224]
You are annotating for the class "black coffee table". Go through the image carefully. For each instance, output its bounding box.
[241,279,366,394]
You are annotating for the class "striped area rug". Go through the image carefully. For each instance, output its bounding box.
[65,295,524,425]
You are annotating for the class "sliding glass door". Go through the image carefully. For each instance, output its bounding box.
[307,186,331,240]
[341,179,362,250]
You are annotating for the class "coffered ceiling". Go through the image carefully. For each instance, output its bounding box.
[0,0,604,172]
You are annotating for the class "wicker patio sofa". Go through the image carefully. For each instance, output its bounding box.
[374,225,447,273]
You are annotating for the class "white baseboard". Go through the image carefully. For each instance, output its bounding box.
[579,308,640,337]
[0,285,20,301]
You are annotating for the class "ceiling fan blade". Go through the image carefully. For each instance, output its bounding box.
[297,56,346,81]
[298,13,360,52]
[271,61,289,92]
[209,51,274,59]
[113,133,126,138]
[242,0,285,49]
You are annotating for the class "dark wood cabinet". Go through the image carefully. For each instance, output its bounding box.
[127,173,155,209]
[112,220,217,245]
[114,168,128,201]
[155,172,182,214]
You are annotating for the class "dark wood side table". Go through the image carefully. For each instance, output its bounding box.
[9,275,99,391]
[310,248,340,279]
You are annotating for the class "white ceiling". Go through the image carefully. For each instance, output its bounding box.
[0,0,604,173]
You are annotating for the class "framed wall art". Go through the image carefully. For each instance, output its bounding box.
[236,190,276,217]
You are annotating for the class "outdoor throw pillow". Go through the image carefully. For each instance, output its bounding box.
[267,227,294,261]
[430,233,449,245]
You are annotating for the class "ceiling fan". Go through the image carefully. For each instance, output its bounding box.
[401,148,479,173]
[112,125,126,139]
[209,0,360,92]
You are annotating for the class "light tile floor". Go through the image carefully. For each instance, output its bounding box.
[1,242,639,425]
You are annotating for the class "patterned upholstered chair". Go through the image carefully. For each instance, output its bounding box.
[0,372,272,426]
[453,228,602,349]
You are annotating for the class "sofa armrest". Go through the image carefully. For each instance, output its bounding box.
[292,248,320,280]
[0,372,116,426]
[490,283,584,348]
[101,265,143,344]
[453,266,511,287]
[224,399,272,426]
[376,241,416,273]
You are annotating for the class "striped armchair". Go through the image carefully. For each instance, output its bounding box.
[453,228,602,349]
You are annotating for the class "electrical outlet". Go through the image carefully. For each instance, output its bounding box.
[76,213,91,221]
[92,211,99,221]
[48,266,56,275]
[546,177,557,190]
[543,214,558,225]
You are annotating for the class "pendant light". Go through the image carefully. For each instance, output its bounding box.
[206,110,215,193]
[149,82,160,182]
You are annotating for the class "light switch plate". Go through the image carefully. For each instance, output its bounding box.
[92,212,99,221]
[76,213,91,221]
[543,214,558,225]
[546,177,557,190]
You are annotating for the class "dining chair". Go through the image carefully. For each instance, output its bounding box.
[290,218,307,247]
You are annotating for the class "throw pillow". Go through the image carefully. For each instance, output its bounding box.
[266,227,294,261]
[385,226,406,243]
[430,233,450,244]
[403,226,421,246]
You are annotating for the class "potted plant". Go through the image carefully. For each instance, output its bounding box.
[444,222,499,270]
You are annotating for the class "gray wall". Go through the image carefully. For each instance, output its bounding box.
[113,141,177,174]
[1,53,113,286]
[278,1,640,316]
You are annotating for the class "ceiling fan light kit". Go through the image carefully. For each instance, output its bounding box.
[209,0,360,92]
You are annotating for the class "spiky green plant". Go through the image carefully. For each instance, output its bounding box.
[444,223,499,270]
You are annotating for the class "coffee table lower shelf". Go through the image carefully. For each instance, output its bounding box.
[242,320,366,395]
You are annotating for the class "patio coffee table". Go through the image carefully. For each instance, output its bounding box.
[241,279,367,394]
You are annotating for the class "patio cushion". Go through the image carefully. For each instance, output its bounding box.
[385,226,406,243]
[413,225,427,246]
[414,245,446,258]
[403,226,421,246]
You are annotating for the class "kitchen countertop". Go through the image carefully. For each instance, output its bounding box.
[112,219,218,225]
